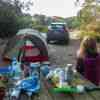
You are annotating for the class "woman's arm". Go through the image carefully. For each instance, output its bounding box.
[76,57,84,75]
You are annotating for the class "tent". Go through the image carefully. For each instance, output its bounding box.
[3,28,49,62]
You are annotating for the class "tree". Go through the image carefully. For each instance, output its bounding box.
[0,0,34,15]
[76,0,100,30]
[33,14,47,25]
[17,14,33,29]
[76,0,100,39]
[0,0,34,38]
[0,7,18,38]
[65,17,81,29]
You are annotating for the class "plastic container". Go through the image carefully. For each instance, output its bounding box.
[11,88,21,100]
[41,65,50,76]
[65,64,74,83]
[11,58,22,79]
[13,64,21,76]
[64,67,68,81]
[59,70,65,88]
[76,85,85,93]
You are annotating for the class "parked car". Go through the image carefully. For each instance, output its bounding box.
[47,22,70,44]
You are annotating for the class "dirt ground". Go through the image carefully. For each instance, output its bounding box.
[0,39,81,100]
[48,39,81,66]
[39,39,81,100]
[0,39,100,100]
[49,39,100,66]
[39,39,100,100]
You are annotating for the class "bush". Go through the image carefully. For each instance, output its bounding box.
[79,31,100,42]
[33,25,48,33]
[86,22,100,33]
[0,8,18,38]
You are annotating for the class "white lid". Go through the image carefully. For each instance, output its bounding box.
[67,64,73,67]
[42,61,50,65]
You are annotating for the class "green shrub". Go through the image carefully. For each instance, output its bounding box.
[79,31,100,42]
[33,25,48,33]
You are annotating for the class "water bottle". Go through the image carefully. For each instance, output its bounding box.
[59,69,65,88]
[11,88,21,100]
[12,58,22,79]
[66,64,74,83]
[12,57,17,66]
[64,67,68,81]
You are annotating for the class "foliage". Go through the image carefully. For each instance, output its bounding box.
[33,25,48,33]
[0,0,34,15]
[0,0,33,38]
[32,14,52,32]
[0,7,18,38]
[85,21,100,33]
[79,21,100,41]
[65,17,81,29]
[80,31,97,38]
[79,31,100,41]
[33,14,52,26]
[75,0,100,41]
[16,15,33,29]
[78,5,95,29]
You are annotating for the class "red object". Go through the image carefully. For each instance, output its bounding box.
[21,45,48,62]
[84,55,100,85]
[21,45,46,51]
[21,45,34,50]
[22,55,48,62]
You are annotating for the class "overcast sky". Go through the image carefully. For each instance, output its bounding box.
[27,0,84,18]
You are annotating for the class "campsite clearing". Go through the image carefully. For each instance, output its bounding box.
[0,39,100,100]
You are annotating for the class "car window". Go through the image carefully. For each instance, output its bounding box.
[51,24,65,30]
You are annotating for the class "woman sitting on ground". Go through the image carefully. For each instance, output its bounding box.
[76,36,100,85]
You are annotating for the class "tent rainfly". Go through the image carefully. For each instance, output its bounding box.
[3,28,49,62]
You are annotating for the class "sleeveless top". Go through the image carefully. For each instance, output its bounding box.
[84,54,100,85]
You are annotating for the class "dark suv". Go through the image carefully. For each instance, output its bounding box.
[47,22,69,44]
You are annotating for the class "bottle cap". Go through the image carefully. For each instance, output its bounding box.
[76,85,85,92]
[67,64,73,67]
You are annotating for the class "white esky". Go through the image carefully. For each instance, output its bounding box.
[26,0,84,18]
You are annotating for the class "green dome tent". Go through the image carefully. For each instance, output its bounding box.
[3,28,48,62]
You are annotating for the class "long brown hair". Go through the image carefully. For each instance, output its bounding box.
[78,36,98,58]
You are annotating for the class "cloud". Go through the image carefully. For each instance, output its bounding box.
[28,0,83,18]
